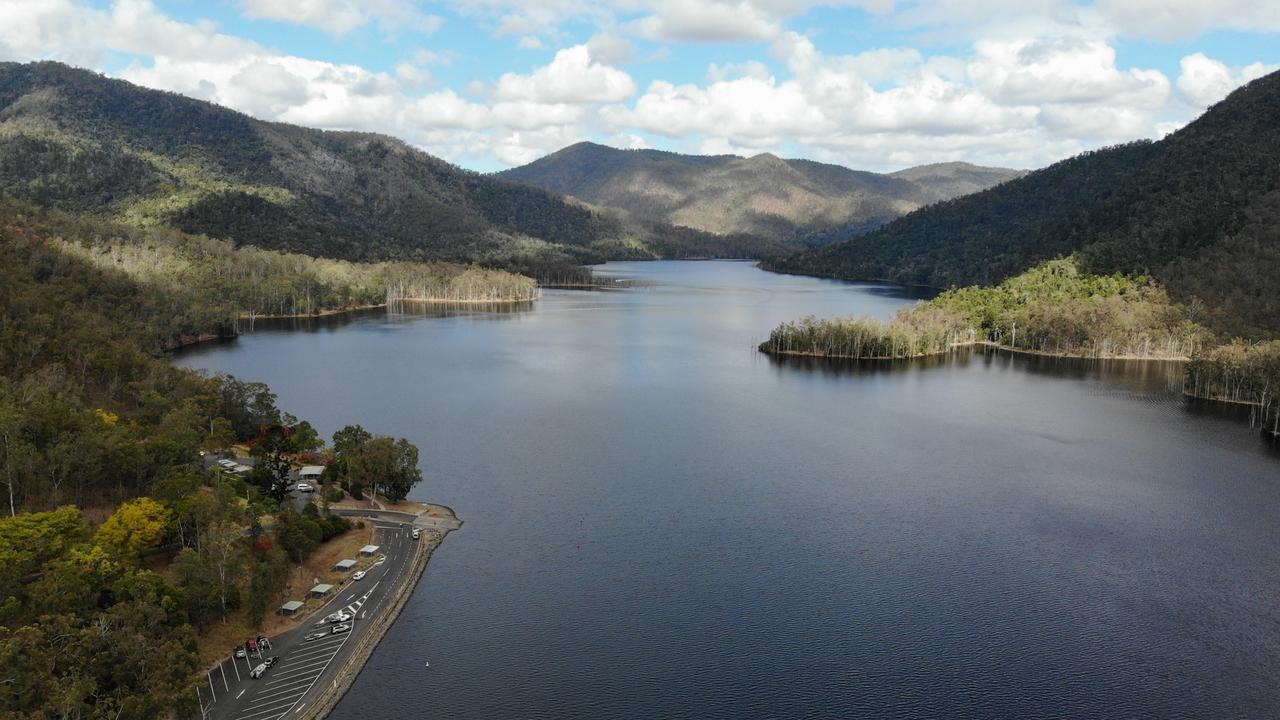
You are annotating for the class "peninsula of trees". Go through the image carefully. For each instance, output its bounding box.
[0,192,427,717]
[760,258,1206,361]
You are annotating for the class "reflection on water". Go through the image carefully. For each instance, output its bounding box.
[174,260,1280,720]
[180,302,538,348]
[768,346,1187,394]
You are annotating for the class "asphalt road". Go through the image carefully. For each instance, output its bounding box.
[199,520,421,720]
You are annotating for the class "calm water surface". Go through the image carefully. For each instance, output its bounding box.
[174,261,1280,719]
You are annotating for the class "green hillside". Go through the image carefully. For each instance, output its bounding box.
[497,141,1021,242]
[767,70,1280,337]
[0,62,779,278]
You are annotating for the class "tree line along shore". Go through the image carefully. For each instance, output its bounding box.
[0,201,435,718]
[19,201,540,325]
[759,258,1279,436]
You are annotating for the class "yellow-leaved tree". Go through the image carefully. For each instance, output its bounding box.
[95,497,172,561]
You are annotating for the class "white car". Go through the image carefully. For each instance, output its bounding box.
[411,528,420,540]
[330,623,351,634]
[217,459,236,469]
[297,482,314,493]
[250,663,268,679]
[352,570,366,581]
[327,611,352,624]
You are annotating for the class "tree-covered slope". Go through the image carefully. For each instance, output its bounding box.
[0,201,437,719]
[0,62,774,273]
[768,70,1280,337]
[497,141,1021,241]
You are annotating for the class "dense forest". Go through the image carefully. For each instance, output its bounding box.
[6,199,538,331]
[0,62,786,279]
[0,198,425,717]
[760,258,1207,360]
[766,70,1280,339]
[1185,341,1280,436]
[498,141,1019,242]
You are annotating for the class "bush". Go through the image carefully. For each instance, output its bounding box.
[227,475,248,499]
[326,487,345,503]
[350,482,364,500]
[318,515,351,541]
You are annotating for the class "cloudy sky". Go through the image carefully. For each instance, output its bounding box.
[1,1,1277,172]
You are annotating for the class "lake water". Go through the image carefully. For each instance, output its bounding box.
[173,260,1280,720]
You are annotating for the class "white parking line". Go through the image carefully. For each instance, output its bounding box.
[281,644,341,664]
[252,677,320,703]
[277,621,354,717]
[293,636,345,652]
[264,661,329,684]
[262,659,331,685]
[233,696,301,720]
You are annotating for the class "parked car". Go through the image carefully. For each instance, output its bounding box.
[217,459,236,470]
[352,570,366,581]
[297,482,314,493]
[250,663,268,679]
[328,611,352,624]
[304,632,328,642]
[234,646,246,659]
[265,656,280,668]
[411,528,420,539]
[330,623,351,635]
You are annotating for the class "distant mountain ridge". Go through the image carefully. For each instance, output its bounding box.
[497,142,1023,242]
[767,69,1280,337]
[0,62,786,279]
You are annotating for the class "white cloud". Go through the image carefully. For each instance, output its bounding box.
[238,0,442,37]
[628,1,780,42]
[0,0,1276,173]
[1094,0,1280,41]
[968,38,1167,105]
[602,28,1191,170]
[493,45,636,104]
[586,31,636,64]
[1176,52,1275,108]
[893,0,1280,43]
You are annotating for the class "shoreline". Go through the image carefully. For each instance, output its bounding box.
[238,295,539,321]
[764,342,1276,437]
[163,297,539,353]
[761,340,1191,363]
[298,504,462,720]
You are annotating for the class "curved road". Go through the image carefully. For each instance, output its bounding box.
[200,516,422,720]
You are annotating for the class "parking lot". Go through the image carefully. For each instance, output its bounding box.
[200,522,416,720]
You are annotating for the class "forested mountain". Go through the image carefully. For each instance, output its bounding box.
[0,62,780,278]
[497,141,1022,242]
[0,190,435,719]
[768,70,1280,337]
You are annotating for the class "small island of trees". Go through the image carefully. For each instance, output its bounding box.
[760,258,1207,361]
[761,257,1278,437]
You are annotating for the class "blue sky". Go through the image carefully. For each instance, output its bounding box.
[3,1,1278,172]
